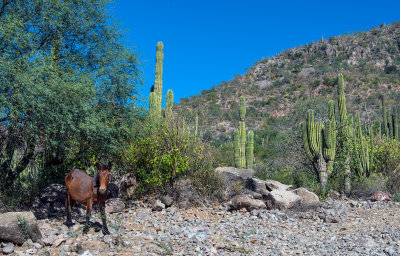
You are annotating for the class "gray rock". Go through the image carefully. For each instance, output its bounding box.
[216,167,254,182]
[1,243,14,254]
[292,187,319,207]
[161,195,173,208]
[42,236,55,246]
[228,194,266,211]
[265,190,300,210]
[246,177,270,197]
[0,212,42,245]
[151,200,165,211]
[264,179,292,191]
[178,199,191,210]
[105,198,125,213]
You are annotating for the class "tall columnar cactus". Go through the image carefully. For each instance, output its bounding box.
[303,109,324,185]
[165,89,173,118]
[337,73,352,194]
[234,96,255,169]
[246,131,254,169]
[353,112,371,177]
[240,96,246,121]
[153,41,164,119]
[323,100,337,178]
[239,121,246,168]
[388,111,393,139]
[149,92,156,120]
[393,111,398,140]
[234,130,240,168]
[382,95,389,138]
[369,125,374,177]
[194,115,199,141]
[338,73,347,124]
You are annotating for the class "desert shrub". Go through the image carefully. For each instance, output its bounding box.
[350,174,388,197]
[384,65,398,74]
[125,114,220,197]
[373,139,400,194]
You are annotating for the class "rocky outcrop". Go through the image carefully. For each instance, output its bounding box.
[161,195,173,208]
[370,191,391,201]
[228,195,266,211]
[217,167,318,211]
[293,188,320,207]
[0,212,42,245]
[265,190,301,210]
[264,179,292,191]
[116,173,137,200]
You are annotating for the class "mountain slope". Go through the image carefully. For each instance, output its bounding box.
[176,22,400,143]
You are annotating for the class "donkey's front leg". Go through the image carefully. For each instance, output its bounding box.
[83,200,93,234]
[100,203,110,235]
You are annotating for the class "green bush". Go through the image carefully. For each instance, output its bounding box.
[373,139,400,194]
[125,114,218,193]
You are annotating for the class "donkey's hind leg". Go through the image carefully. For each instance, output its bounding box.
[83,200,93,234]
[64,192,75,227]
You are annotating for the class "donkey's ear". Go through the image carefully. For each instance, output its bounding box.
[95,162,102,170]
[107,162,112,170]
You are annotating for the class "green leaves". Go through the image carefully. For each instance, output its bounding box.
[0,0,143,194]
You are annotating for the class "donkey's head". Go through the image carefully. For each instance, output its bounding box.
[95,162,112,195]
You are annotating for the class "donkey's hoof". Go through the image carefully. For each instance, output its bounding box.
[102,228,111,235]
[64,221,74,227]
[83,226,89,234]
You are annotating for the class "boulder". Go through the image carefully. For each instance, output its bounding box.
[292,188,320,207]
[1,243,14,254]
[265,190,301,210]
[228,194,266,211]
[0,212,42,245]
[160,195,173,208]
[151,200,165,211]
[117,173,137,200]
[370,191,391,201]
[216,167,255,199]
[105,198,125,213]
[264,179,292,191]
[39,184,66,203]
[178,199,191,210]
[246,177,270,198]
[216,167,254,184]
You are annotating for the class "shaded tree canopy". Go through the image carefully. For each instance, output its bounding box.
[0,0,143,186]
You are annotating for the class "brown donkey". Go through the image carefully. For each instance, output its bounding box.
[65,163,112,234]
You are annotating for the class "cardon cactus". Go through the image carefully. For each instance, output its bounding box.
[234,130,240,168]
[240,96,246,121]
[239,121,246,168]
[246,131,254,169]
[194,115,199,141]
[303,109,324,186]
[165,89,173,118]
[234,96,255,169]
[381,95,389,138]
[338,73,347,124]
[393,111,398,140]
[149,92,156,120]
[149,41,164,120]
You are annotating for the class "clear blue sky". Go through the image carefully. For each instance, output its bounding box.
[110,0,400,104]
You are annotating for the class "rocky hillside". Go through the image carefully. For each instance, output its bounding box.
[176,22,400,142]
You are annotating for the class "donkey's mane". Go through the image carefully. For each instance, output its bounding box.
[92,172,100,187]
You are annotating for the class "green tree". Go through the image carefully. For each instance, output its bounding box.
[0,0,143,194]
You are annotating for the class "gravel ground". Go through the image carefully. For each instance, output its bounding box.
[7,199,400,256]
